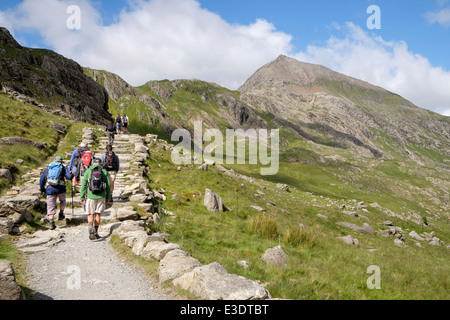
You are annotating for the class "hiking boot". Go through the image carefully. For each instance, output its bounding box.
[94,232,101,240]
[58,212,65,221]
[88,224,96,241]
[50,221,56,230]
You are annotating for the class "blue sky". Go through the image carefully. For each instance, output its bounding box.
[1,0,449,115]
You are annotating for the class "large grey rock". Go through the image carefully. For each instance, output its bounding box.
[117,207,140,221]
[409,231,425,241]
[173,262,270,300]
[158,249,202,284]
[16,237,53,248]
[0,169,13,183]
[0,260,25,300]
[204,189,224,212]
[112,220,145,235]
[337,222,375,235]
[0,195,41,217]
[337,235,359,247]
[261,246,289,267]
[0,218,14,234]
[141,241,181,261]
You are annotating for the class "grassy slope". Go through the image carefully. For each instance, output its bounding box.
[147,142,449,300]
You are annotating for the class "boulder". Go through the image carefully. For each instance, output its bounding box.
[204,189,224,212]
[173,262,270,300]
[0,218,14,234]
[131,233,152,256]
[250,205,265,212]
[112,220,145,235]
[409,231,425,241]
[337,222,375,235]
[117,207,140,221]
[0,169,13,183]
[337,235,360,247]
[0,260,25,300]
[261,246,288,267]
[237,261,250,269]
[1,137,45,150]
[0,195,41,216]
[276,184,290,192]
[141,241,181,261]
[394,238,407,248]
[158,249,202,284]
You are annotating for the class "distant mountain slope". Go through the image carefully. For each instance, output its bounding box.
[84,68,269,140]
[0,27,111,123]
[239,55,450,161]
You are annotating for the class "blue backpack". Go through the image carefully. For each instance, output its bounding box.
[47,162,64,187]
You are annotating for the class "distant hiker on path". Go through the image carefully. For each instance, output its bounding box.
[101,144,120,203]
[80,157,111,240]
[69,142,90,187]
[106,120,116,145]
[122,114,130,134]
[39,156,74,230]
[115,114,123,134]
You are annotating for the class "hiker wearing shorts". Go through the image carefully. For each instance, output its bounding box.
[39,156,74,230]
[100,144,120,203]
[80,157,111,240]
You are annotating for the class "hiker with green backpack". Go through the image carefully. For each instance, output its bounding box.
[100,144,120,203]
[80,157,111,240]
[39,156,74,230]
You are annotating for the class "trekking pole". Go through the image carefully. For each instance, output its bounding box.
[72,180,74,216]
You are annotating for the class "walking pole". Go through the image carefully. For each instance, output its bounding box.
[72,181,74,216]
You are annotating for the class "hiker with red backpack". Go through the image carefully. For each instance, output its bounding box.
[68,142,90,187]
[39,156,74,230]
[100,144,120,203]
[80,157,111,240]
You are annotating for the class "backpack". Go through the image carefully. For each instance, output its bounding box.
[47,162,64,187]
[79,151,93,178]
[107,124,115,132]
[88,166,105,194]
[104,152,117,171]
[72,146,89,169]
[122,116,128,124]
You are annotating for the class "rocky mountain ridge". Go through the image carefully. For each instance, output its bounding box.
[0,27,111,123]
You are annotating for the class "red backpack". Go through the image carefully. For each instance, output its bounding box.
[79,151,93,177]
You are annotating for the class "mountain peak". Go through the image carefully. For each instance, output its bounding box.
[0,27,22,49]
[239,54,381,93]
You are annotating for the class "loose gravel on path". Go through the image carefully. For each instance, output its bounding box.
[26,225,174,300]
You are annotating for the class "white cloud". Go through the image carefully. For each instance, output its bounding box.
[425,7,450,28]
[0,0,292,89]
[292,23,450,116]
[0,1,449,116]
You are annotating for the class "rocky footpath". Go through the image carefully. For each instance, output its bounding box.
[0,127,271,300]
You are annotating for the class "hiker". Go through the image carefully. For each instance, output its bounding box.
[68,142,90,187]
[115,114,123,134]
[122,114,130,134]
[39,156,74,230]
[101,144,120,203]
[106,120,116,145]
[80,157,111,240]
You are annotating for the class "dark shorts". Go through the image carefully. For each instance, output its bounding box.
[123,123,128,128]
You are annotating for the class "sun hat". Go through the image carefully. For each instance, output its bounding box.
[54,156,64,163]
